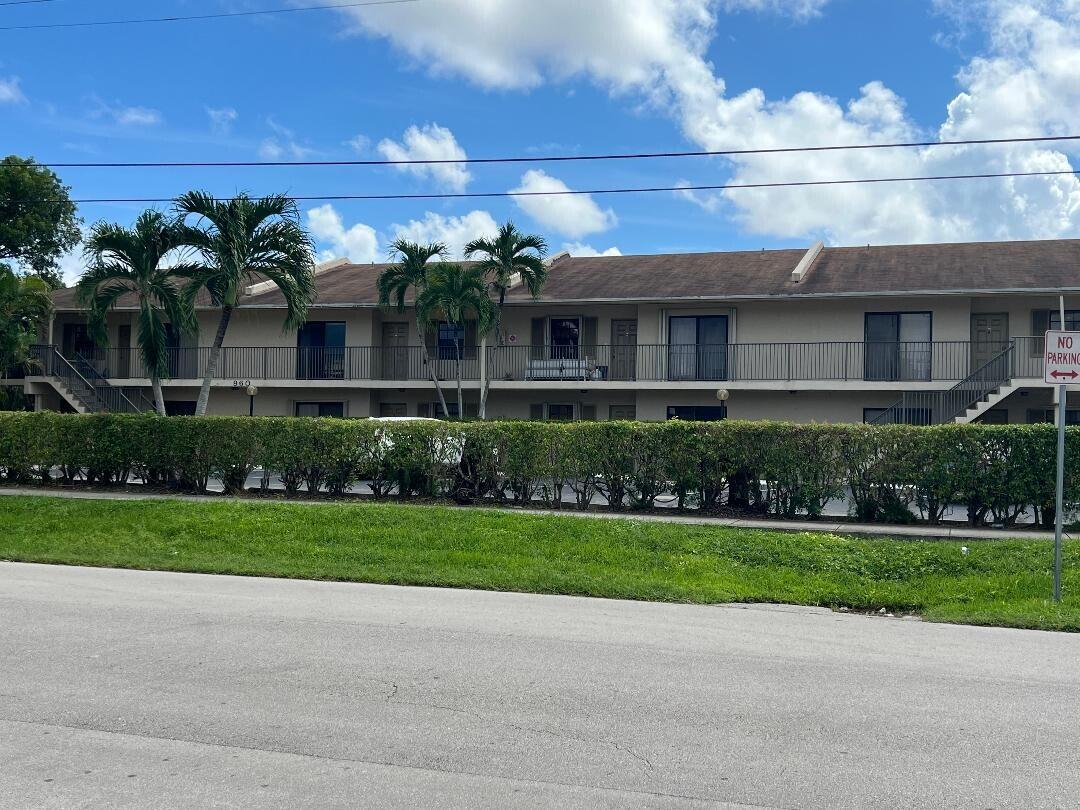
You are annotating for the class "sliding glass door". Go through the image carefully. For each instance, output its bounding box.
[864,312,931,381]
[297,321,346,380]
[668,315,728,381]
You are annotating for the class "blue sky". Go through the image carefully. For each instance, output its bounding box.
[2,0,1078,282]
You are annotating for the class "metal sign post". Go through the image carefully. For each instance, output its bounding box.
[1044,318,1077,602]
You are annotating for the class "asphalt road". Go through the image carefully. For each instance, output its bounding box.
[1,563,1078,809]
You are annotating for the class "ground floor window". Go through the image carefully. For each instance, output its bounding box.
[1027,408,1080,425]
[529,403,579,421]
[609,404,636,420]
[378,402,407,417]
[977,409,1009,425]
[295,401,345,418]
[417,401,479,419]
[666,405,726,421]
[164,400,197,416]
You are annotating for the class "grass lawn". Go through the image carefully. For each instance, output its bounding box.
[1,494,1077,631]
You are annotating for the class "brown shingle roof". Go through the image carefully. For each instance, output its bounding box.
[51,238,1080,310]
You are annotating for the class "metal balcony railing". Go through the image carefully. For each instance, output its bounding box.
[26,340,1049,385]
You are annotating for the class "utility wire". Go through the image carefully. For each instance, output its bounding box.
[0,0,417,30]
[23,169,1080,205]
[26,134,1080,170]
[0,0,57,6]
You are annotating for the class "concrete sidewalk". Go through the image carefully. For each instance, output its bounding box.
[0,484,1066,541]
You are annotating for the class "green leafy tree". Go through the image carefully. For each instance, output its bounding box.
[176,191,316,416]
[77,211,198,416]
[414,263,495,420]
[0,155,82,289]
[377,238,451,419]
[0,265,52,391]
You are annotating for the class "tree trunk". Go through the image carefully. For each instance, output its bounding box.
[151,375,166,417]
[455,339,464,420]
[496,287,507,345]
[479,334,489,420]
[195,305,232,417]
[417,317,450,419]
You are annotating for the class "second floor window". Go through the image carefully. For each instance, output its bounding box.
[437,322,465,360]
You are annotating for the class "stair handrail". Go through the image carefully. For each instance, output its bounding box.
[937,343,1014,422]
[50,347,101,406]
[870,342,1015,425]
[71,351,143,413]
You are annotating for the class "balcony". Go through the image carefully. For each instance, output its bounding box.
[29,338,1049,386]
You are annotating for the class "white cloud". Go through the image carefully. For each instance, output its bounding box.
[116,107,161,126]
[88,96,162,126]
[259,118,315,160]
[510,170,617,238]
[206,106,238,134]
[389,210,500,259]
[336,0,1080,244]
[338,0,816,91]
[377,123,471,192]
[306,204,379,263]
[347,134,371,153]
[562,242,623,257]
[0,76,26,104]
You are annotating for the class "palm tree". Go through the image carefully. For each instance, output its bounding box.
[414,263,495,420]
[377,238,450,419]
[76,211,196,416]
[464,221,548,344]
[0,265,52,384]
[175,191,316,416]
[464,222,548,419]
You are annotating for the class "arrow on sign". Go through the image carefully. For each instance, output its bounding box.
[1051,370,1079,380]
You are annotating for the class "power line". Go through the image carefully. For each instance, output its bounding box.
[0,0,57,6]
[26,134,1080,170]
[28,169,1080,205]
[0,0,417,30]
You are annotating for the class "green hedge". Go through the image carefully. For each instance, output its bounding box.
[0,412,1076,526]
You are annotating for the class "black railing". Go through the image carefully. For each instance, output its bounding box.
[27,340,1048,385]
[28,346,145,413]
[872,344,1016,425]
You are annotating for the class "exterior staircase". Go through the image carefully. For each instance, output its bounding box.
[954,382,1018,424]
[29,346,148,414]
[872,345,1016,425]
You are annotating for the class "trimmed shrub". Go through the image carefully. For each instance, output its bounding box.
[0,412,1075,526]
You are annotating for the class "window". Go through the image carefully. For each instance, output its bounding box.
[1027,408,1080,425]
[418,401,478,419]
[549,317,581,360]
[667,315,728,381]
[547,403,575,420]
[609,405,637,421]
[437,322,465,360]
[295,402,345,418]
[1031,310,1080,355]
[164,400,197,416]
[379,402,407,417]
[529,403,576,420]
[666,405,727,421]
[864,312,932,381]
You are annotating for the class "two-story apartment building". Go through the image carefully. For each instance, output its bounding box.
[19,237,1080,425]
